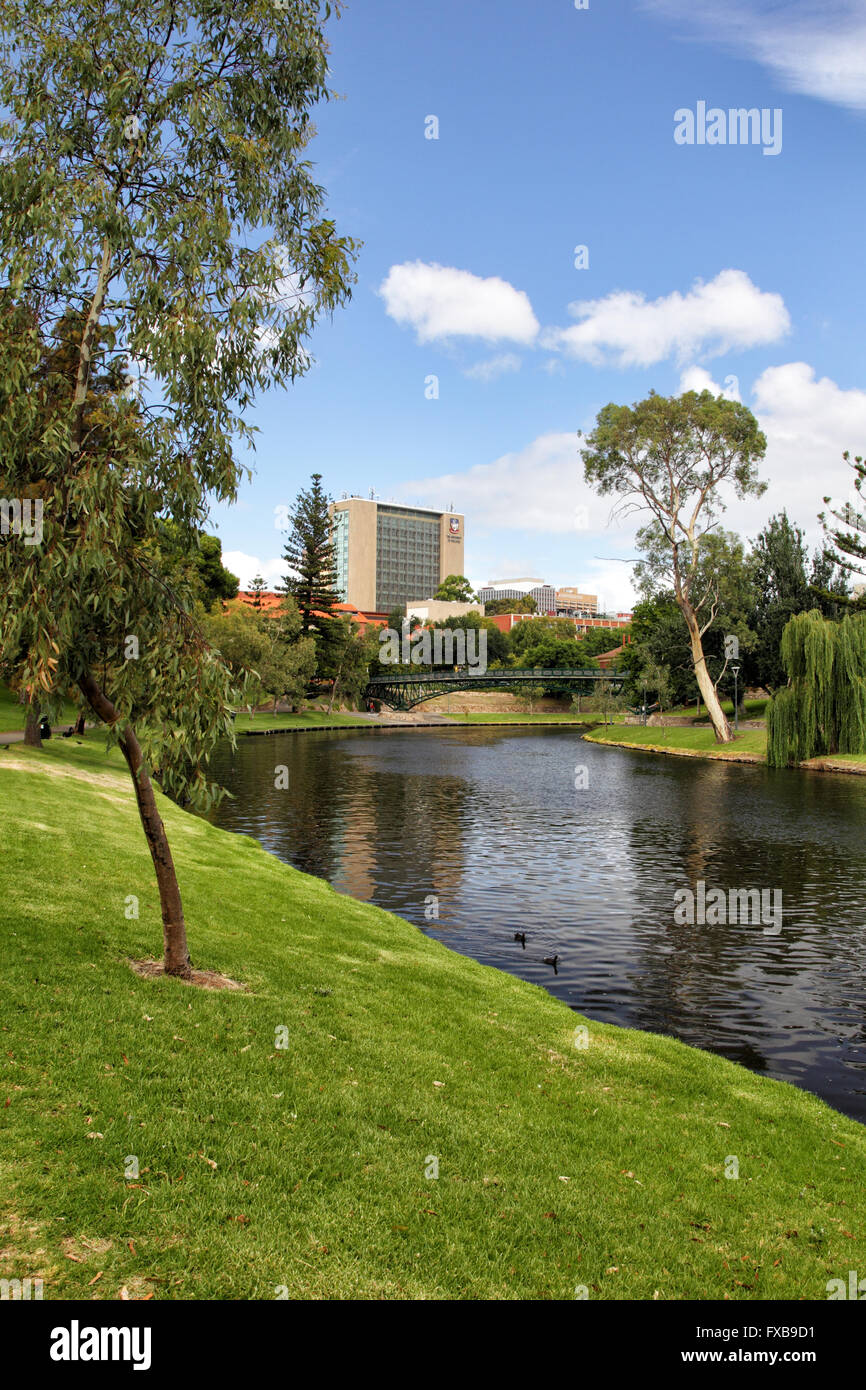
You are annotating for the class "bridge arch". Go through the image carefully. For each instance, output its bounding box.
[364,667,624,712]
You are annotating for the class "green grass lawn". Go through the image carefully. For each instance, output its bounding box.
[1,736,864,1301]
[586,724,768,758]
[0,685,79,733]
[666,697,769,721]
[232,709,372,732]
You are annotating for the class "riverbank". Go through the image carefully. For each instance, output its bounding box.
[2,734,865,1299]
[232,709,609,734]
[584,723,866,775]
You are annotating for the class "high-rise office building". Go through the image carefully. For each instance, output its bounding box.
[329,497,465,612]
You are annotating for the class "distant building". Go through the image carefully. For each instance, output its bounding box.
[487,612,631,637]
[329,497,464,612]
[406,599,483,624]
[478,578,555,614]
[595,639,631,669]
[556,586,598,617]
[234,592,388,636]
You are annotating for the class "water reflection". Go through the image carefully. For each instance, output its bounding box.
[209,728,866,1121]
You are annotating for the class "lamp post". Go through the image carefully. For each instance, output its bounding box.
[731,664,741,733]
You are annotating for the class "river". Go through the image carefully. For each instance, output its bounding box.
[208,726,866,1122]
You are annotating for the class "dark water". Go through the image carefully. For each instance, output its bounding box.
[208,727,866,1121]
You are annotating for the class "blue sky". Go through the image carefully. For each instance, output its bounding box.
[213,0,866,612]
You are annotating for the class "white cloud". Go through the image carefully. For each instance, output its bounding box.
[399,432,604,535]
[378,261,539,345]
[679,365,742,400]
[543,269,790,368]
[642,0,866,113]
[463,353,522,382]
[746,362,866,536]
[223,551,285,590]
[398,362,866,616]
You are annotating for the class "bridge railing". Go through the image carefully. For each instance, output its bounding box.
[367,667,620,684]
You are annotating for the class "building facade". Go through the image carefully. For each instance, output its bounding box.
[555,587,598,617]
[406,599,483,624]
[329,497,465,612]
[477,578,556,614]
[486,612,632,637]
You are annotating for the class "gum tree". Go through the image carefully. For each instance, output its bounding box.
[582,390,767,743]
[0,0,357,977]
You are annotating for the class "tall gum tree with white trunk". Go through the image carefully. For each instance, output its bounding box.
[582,390,767,744]
[0,0,358,977]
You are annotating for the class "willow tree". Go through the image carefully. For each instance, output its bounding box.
[582,390,767,743]
[767,610,866,766]
[0,0,357,977]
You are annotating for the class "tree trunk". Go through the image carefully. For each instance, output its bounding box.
[327,670,342,716]
[681,604,733,743]
[74,713,86,735]
[78,673,192,979]
[23,697,42,748]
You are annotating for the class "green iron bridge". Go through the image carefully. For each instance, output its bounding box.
[365,666,625,712]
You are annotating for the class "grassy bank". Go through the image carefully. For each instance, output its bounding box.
[434,711,606,725]
[2,737,865,1300]
[585,724,768,759]
[232,709,371,733]
[0,686,78,733]
[584,724,866,776]
[665,698,769,721]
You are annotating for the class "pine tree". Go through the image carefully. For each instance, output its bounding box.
[249,574,267,610]
[818,450,866,606]
[282,473,341,634]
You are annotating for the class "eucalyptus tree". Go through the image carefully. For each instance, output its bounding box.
[0,0,357,977]
[582,390,766,743]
